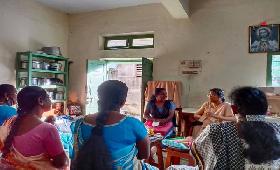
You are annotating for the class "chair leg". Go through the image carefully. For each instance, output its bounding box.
[155,142,164,170]
[173,157,180,164]
[165,148,196,168]
[185,154,196,166]
[165,151,172,168]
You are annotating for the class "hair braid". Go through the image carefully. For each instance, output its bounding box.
[2,86,48,158]
[2,109,26,157]
[230,86,280,164]
[239,121,280,163]
[74,80,128,170]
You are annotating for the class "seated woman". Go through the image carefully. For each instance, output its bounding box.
[72,80,153,170]
[0,86,68,169]
[192,87,280,169]
[0,84,17,125]
[144,88,176,136]
[192,88,235,138]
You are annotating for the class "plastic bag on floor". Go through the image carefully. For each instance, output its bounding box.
[166,165,199,170]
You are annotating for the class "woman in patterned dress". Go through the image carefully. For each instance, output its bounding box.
[192,87,280,170]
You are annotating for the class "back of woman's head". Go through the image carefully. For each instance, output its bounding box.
[2,86,48,157]
[97,80,128,112]
[0,84,15,98]
[17,86,48,113]
[0,84,16,105]
[230,86,280,164]
[229,86,267,115]
[75,80,128,170]
[209,88,225,102]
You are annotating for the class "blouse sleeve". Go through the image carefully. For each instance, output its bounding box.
[131,118,148,141]
[145,102,152,111]
[170,102,176,111]
[43,124,65,157]
[224,103,234,117]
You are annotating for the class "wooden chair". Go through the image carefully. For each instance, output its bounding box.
[165,147,196,168]
[175,108,195,137]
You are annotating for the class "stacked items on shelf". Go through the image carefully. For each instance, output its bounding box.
[16,49,69,114]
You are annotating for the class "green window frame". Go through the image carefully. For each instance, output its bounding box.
[104,34,154,50]
[267,52,280,86]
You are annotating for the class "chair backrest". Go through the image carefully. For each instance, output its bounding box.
[174,108,183,136]
[174,108,197,137]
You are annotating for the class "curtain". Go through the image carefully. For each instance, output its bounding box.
[145,81,182,108]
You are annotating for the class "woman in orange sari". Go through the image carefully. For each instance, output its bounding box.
[192,88,236,138]
[0,86,68,169]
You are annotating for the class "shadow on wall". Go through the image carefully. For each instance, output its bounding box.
[28,38,45,53]
[0,38,46,84]
[0,42,21,84]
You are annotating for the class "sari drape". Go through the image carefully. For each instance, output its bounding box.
[0,117,64,170]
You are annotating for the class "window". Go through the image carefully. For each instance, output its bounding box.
[107,40,127,48]
[132,38,154,47]
[267,52,280,86]
[104,34,154,50]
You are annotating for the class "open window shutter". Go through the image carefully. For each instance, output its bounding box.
[86,60,107,114]
[267,52,280,86]
[141,57,153,120]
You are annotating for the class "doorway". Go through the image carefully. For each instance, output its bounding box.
[86,58,153,119]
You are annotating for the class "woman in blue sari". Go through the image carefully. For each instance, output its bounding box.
[72,80,154,170]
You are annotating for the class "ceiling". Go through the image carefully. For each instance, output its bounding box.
[35,0,161,13]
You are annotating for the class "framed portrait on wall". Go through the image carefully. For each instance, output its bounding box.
[249,24,280,53]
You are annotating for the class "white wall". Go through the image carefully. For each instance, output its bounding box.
[0,0,69,84]
[68,0,280,108]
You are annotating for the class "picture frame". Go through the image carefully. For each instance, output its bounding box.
[249,24,280,53]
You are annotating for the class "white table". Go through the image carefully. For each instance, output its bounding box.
[181,108,198,114]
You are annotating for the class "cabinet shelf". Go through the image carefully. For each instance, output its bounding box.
[40,85,66,89]
[32,69,66,74]
[16,51,70,114]
[18,52,68,61]
[18,69,66,74]
[18,85,65,89]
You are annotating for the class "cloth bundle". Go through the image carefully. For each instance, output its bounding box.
[162,137,193,150]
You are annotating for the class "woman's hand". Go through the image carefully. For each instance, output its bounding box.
[154,118,167,125]
[150,117,159,122]
[206,111,215,117]
[207,112,222,120]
